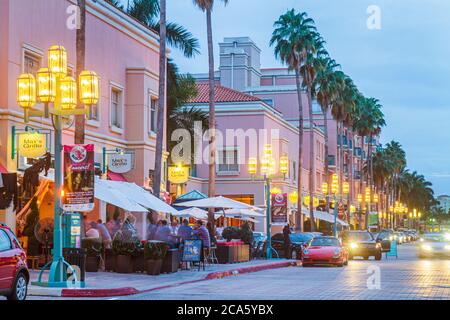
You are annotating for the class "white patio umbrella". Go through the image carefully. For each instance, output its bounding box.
[95,180,148,212]
[173,207,208,220]
[236,216,259,223]
[223,208,265,217]
[177,196,253,209]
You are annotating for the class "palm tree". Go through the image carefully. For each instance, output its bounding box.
[193,0,229,231]
[270,9,317,231]
[75,0,86,144]
[314,58,341,212]
[153,0,167,197]
[106,0,200,196]
[166,60,209,163]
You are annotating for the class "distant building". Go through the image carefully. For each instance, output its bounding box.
[436,195,450,213]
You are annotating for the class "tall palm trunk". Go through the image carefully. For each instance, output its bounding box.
[348,133,354,224]
[153,0,167,198]
[359,135,365,229]
[295,68,304,232]
[75,0,86,144]
[307,82,315,232]
[206,8,216,230]
[323,106,330,214]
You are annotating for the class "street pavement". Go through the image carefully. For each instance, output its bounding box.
[4,242,450,300]
[120,242,450,300]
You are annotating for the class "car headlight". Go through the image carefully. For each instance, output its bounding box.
[421,244,432,251]
[419,238,424,242]
[389,236,394,241]
[445,245,450,251]
[376,243,381,248]
[350,242,358,249]
[445,233,450,241]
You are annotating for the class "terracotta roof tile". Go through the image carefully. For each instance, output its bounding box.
[189,83,261,103]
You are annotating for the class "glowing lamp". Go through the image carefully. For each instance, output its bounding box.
[60,76,77,110]
[365,187,371,202]
[288,191,298,204]
[373,193,379,203]
[17,74,36,108]
[263,144,272,157]
[321,182,328,195]
[79,70,99,105]
[248,157,257,175]
[37,68,56,103]
[342,181,349,195]
[357,193,363,203]
[270,187,281,195]
[48,45,68,76]
[280,155,289,175]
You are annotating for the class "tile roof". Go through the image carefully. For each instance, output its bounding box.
[189,83,262,103]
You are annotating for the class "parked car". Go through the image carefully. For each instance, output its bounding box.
[0,223,29,300]
[302,236,349,267]
[393,231,406,244]
[271,232,315,259]
[417,233,450,259]
[376,229,394,252]
[341,230,382,260]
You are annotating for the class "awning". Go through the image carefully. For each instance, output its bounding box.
[107,171,127,182]
[302,209,349,226]
[0,163,8,174]
[95,179,147,212]
[104,180,178,215]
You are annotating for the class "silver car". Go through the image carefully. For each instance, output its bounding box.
[417,233,450,259]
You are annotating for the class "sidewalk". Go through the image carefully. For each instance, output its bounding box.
[29,259,299,298]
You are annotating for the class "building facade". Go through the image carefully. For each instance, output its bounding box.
[188,37,379,231]
[0,0,167,233]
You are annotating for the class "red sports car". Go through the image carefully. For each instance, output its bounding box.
[302,236,349,267]
[0,223,29,300]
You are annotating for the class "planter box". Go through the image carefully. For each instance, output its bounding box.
[115,255,133,274]
[161,249,179,273]
[105,249,115,272]
[85,256,99,272]
[146,259,163,275]
[216,244,250,264]
[133,255,145,273]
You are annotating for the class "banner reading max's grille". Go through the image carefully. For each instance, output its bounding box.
[63,144,95,212]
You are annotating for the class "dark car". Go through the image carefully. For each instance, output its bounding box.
[376,229,393,252]
[0,223,29,300]
[271,232,314,259]
[342,230,382,260]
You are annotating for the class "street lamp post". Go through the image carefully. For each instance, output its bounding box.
[248,144,288,259]
[17,45,99,287]
[322,174,348,237]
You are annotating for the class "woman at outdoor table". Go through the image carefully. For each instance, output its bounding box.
[193,220,211,249]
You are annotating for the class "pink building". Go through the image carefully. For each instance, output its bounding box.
[0,0,167,233]
[190,37,375,230]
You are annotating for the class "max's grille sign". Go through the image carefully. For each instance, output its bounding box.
[18,133,46,158]
[108,153,133,174]
[168,166,189,184]
[63,144,95,212]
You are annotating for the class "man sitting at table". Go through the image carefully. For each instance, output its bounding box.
[177,219,193,242]
[193,220,211,249]
[154,220,176,248]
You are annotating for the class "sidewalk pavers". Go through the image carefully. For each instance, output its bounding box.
[28,259,299,298]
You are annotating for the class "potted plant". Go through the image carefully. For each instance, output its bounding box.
[144,241,169,275]
[81,237,102,272]
[112,228,143,274]
[222,226,241,242]
[239,222,253,261]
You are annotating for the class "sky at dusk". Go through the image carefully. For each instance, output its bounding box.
[121,0,450,195]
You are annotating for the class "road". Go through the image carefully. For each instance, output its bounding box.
[4,242,450,300]
[122,243,450,300]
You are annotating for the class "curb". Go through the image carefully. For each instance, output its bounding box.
[30,260,298,298]
[205,261,299,280]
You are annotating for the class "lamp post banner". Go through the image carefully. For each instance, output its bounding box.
[63,144,95,212]
[271,193,288,224]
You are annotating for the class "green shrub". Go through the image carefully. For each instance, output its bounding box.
[144,241,169,260]
[239,222,254,245]
[112,227,143,257]
[81,237,103,257]
[222,226,241,242]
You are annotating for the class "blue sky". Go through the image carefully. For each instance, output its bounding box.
[121,0,450,195]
